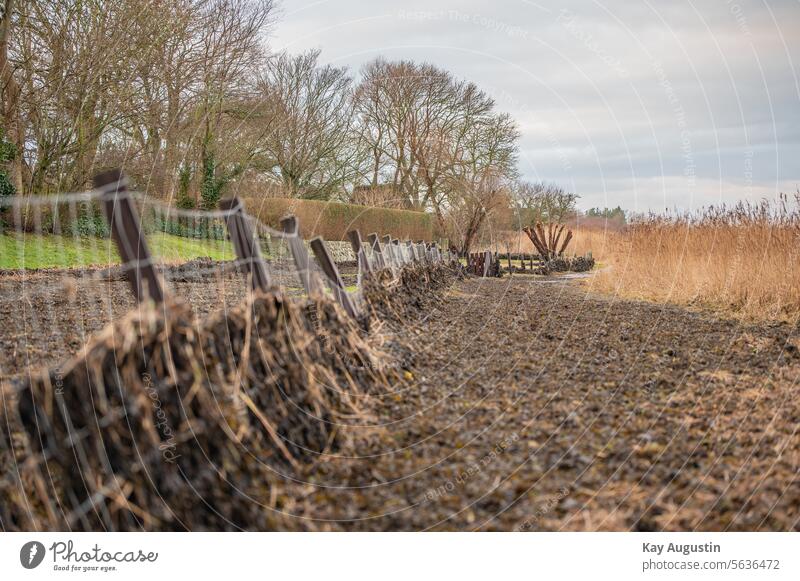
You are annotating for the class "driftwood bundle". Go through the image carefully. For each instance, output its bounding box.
[362,263,456,326]
[201,290,380,470]
[534,255,596,275]
[304,294,387,394]
[10,301,296,531]
[1,260,451,532]
[0,385,39,531]
[523,222,573,259]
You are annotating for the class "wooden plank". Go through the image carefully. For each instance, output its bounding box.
[405,240,417,262]
[347,229,371,274]
[93,169,166,304]
[392,239,406,265]
[309,237,358,319]
[416,241,428,264]
[219,197,271,292]
[366,232,385,270]
[280,215,322,296]
[382,235,396,269]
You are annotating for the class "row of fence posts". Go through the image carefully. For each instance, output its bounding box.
[92,169,449,321]
[466,250,500,277]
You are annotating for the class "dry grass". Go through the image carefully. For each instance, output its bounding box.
[590,193,800,322]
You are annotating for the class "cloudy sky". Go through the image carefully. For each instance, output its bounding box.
[272,0,799,212]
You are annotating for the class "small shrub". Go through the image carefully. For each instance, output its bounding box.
[146,213,225,240]
[69,214,111,238]
[175,164,196,210]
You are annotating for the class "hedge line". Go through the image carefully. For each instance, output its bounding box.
[242,197,435,242]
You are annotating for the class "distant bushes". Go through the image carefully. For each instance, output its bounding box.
[243,197,435,241]
[145,213,226,240]
[0,203,110,237]
[69,214,110,238]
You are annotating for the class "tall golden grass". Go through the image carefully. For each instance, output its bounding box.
[590,193,800,322]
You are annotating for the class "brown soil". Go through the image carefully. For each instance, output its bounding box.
[300,276,800,531]
[3,269,799,531]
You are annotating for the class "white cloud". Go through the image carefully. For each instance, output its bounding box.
[274,0,800,210]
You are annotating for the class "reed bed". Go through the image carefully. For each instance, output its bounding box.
[591,193,800,322]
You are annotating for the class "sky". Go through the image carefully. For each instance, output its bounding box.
[271,0,799,212]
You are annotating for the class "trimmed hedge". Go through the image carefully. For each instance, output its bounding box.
[242,197,435,241]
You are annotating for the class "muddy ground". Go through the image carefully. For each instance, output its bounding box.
[301,276,800,531]
[2,268,799,530]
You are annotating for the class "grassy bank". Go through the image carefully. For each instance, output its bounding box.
[0,232,234,270]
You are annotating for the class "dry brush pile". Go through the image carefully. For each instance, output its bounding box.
[0,261,459,531]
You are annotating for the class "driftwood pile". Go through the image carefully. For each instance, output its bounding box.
[534,255,596,275]
[362,262,459,326]
[465,253,502,278]
[6,301,294,531]
[523,222,573,259]
[0,261,453,531]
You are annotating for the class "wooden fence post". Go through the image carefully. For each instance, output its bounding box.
[416,241,427,264]
[392,239,406,265]
[367,232,385,270]
[309,237,358,319]
[405,240,417,262]
[382,235,396,269]
[93,169,166,304]
[280,215,322,296]
[483,250,491,277]
[347,229,371,274]
[219,197,271,292]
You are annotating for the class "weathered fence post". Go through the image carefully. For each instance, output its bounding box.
[367,232,385,270]
[280,215,322,296]
[93,169,166,304]
[416,241,427,264]
[309,237,358,319]
[392,239,406,265]
[483,250,491,277]
[405,240,417,262]
[219,197,271,292]
[382,235,397,269]
[347,229,371,274]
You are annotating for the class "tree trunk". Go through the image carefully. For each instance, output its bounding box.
[0,0,24,194]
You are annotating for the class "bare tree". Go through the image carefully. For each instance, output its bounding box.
[444,113,519,254]
[249,49,354,199]
[4,6,527,212]
[0,0,22,193]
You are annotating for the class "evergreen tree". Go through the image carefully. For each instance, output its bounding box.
[0,127,17,197]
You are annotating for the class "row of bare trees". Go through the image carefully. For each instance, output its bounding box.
[0,0,576,253]
[0,0,274,201]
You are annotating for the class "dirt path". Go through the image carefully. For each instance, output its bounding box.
[308,276,800,531]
